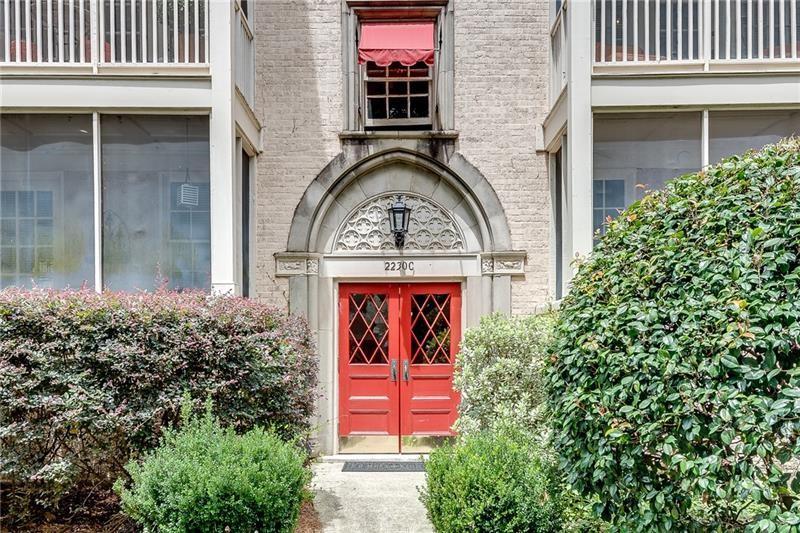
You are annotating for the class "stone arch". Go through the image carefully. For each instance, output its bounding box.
[286,148,512,254]
[276,148,524,455]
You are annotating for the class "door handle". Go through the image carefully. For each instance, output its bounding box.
[403,360,409,382]
[391,360,398,382]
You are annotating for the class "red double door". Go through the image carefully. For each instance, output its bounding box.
[338,283,461,453]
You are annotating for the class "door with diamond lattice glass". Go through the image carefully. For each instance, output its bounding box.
[338,283,461,454]
[400,283,461,453]
[338,285,400,453]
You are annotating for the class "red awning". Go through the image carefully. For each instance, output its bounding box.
[358,22,435,66]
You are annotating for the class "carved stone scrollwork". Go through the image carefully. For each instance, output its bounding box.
[278,260,304,274]
[496,260,523,272]
[480,252,526,276]
[275,253,321,277]
[335,193,465,251]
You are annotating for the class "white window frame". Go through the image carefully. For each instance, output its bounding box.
[362,60,434,128]
[592,178,627,237]
[0,175,64,288]
[165,173,211,290]
[235,0,252,34]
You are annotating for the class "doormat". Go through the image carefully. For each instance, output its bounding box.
[341,461,425,473]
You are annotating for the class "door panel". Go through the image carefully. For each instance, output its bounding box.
[338,282,461,454]
[400,283,461,453]
[338,285,400,453]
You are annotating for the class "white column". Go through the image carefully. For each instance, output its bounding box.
[702,109,710,168]
[566,0,594,280]
[92,112,102,292]
[209,0,239,295]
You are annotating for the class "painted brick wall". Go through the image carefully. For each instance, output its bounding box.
[253,0,552,314]
[453,0,552,314]
[252,0,343,305]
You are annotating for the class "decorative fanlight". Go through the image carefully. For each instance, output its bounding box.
[177,118,200,208]
[387,195,411,248]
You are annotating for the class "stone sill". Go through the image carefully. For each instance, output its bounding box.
[339,130,459,141]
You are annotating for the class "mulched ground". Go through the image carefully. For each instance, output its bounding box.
[8,493,322,533]
[295,500,324,533]
[10,490,134,533]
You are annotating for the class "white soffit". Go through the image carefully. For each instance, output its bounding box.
[0,77,212,110]
[592,74,800,109]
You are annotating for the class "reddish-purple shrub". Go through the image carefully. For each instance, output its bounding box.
[0,288,317,524]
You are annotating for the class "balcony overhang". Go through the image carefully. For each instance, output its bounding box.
[592,71,800,110]
[0,75,212,111]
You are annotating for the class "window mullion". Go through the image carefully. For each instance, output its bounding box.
[92,112,102,292]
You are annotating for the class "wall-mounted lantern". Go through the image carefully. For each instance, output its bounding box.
[388,195,411,248]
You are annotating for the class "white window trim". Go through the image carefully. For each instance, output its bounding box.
[344,3,453,132]
[362,61,434,128]
[235,0,252,34]
[0,175,64,288]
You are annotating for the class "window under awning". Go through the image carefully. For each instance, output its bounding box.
[358,22,435,67]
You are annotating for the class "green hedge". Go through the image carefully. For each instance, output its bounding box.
[116,399,310,533]
[0,289,317,524]
[453,312,556,437]
[421,429,565,533]
[549,139,800,530]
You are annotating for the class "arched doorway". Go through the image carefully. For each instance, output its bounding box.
[276,149,525,454]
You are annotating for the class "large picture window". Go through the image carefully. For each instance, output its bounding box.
[101,115,210,291]
[1,114,94,289]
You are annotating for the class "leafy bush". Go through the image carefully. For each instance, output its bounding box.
[0,289,317,524]
[115,399,310,533]
[549,139,800,530]
[450,313,603,532]
[454,312,556,437]
[421,428,565,533]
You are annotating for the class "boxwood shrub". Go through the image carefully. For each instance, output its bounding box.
[421,428,565,533]
[549,139,800,530]
[0,289,317,524]
[115,399,310,533]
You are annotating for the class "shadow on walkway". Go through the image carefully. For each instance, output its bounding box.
[310,462,434,533]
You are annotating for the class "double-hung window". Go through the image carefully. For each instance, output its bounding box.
[358,22,436,130]
[365,61,432,126]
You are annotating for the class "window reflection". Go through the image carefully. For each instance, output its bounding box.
[0,114,94,289]
[101,115,210,291]
[710,110,800,164]
[592,112,702,237]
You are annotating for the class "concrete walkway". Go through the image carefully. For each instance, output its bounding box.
[311,458,434,533]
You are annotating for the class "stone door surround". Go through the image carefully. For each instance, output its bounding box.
[275,147,524,454]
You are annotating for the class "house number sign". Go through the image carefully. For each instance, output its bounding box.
[317,256,482,278]
[384,261,415,272]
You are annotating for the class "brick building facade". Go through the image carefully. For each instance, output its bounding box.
[2,0,798,454]
[255,0,552,315]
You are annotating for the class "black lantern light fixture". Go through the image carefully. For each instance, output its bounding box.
[388,195,412,248]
